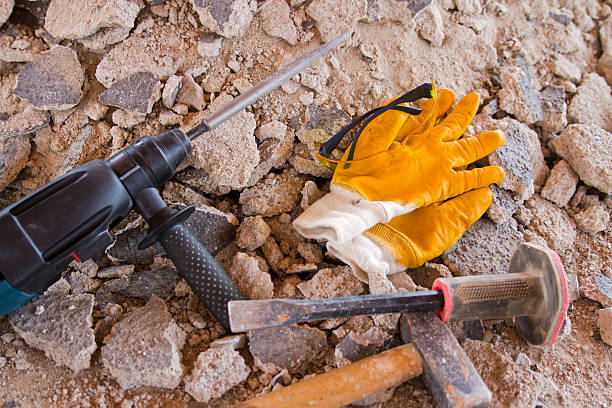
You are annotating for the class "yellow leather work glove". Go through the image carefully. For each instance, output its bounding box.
[293,86,505,246]
[328,187,493,282]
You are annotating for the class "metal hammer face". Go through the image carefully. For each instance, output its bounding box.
[401,312,492,408]
[432,242,569,345]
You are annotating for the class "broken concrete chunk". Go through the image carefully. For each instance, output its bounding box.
[184,345,250,403]
[487,184,523,224]
[239,169,306,216]
[524,195,576,252]
[296,104,351,151]
[335,326,392,367]
[583,275,612,307]
[552,54,581,83]
[186,92,258,191]
[298,266,366,299]
[236,215,270,251]
[573,204,610,234]
[11,293,95,372]
[260,0,297,45]
[176,75,204,111]
[414,2,445,47]
[599,307,612,347]
[162,75,182,109]
[567,73,612,131]
[0,0,13,26]
[552,124,612,195]
[407,261,452,289]
[306,0,366,42]
[443,218,523,276]
[248,325,327,374]
[227,252,274,300]
[97,265,134,279]
[541,160,578,207]
[0,135,30,190]
[106,220,165,264]
[289,142,333,178]
[255,120,287,141]
[197,33,222,58]
[247,130,295,186]
[14,45,84,110]
[183,206,238,255]
[95,267,178,304]
[299,59,331,95]
[159,110,182,125]
[191,0,253,39]
[78,26,131,50]
[536,85,567,132]
[101,296,186,389]
[297,242,324,264]
[0,107,49,138]
[211,334,247,349]
[498,64,543,124]
[98,72,161,114]
[44,0,141,40]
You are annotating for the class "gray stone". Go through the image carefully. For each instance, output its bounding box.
[541,160,579,207]
[487,184,523,224]
[197,33,222,58]
[0,0,13,26]
[14,45,84,110]
[188,92,258,192]
[162,75,182,109]
[306,0,366,42]
[101,296,186,389]
[443,218,523,276]
[552,124,612,194]
[296,104,351,151]
[176,75,204,111]
[335,327,392,367]
[239,169,306,216]
[227,252,274,300]
[106,220,165,264]
[407,261,452,288]
[247,128,295,186]
[183,345,250,403]
[298,266,366,298]
[568,73,612,131]
[183,206,238,255]
[44,0,141,40]
[0,134,30,190]
[248,325,327,374]
[524,195,576,252]
[11,293,95,372]
[260,0,297,45]
[191,0,253,39]
[498,64,543,124]
[583,274,612,307]
[95,267,178,304]
[236,215,270,251]
[536,85,567,132]
[98,72,161,114]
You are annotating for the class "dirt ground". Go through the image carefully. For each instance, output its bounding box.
[0,0,611,407]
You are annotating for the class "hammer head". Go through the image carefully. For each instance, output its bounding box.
[401,312,492,408]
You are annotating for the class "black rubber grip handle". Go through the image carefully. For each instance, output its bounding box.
[160,223,244,330]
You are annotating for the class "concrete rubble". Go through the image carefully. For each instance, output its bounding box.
[10,293,96,372]
[100,296,186,389]
[1,0,612,406]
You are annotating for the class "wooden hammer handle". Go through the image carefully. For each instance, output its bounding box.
[234,344,422,408]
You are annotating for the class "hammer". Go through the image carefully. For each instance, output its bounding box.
[229,243,570,346]
[234,312,491,408]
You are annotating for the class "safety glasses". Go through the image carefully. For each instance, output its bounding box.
[316,83,438,170]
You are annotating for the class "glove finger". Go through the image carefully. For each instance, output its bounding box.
[445,130,506,167]
[397,89,456,143]
[451,166,505,197]
[433,92,481,143]
[437,187,492,228]
[353,99,411,159]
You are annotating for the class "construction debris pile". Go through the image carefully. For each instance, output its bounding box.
[0,0,611,407]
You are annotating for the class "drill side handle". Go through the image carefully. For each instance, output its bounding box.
[160,223,244,329]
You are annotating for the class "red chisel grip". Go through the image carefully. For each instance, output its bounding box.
[160,223,244,330]
[433,243,569,345]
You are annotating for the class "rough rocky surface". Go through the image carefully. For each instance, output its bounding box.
[236,215,270,251]
[2,1,612,406]
[10,294,95,372]
[101,296,186,389]
[552,124,612,195]
[98,72,161,114]
[541,160,579,207]
[44,0,141,40]
[0,0,12,27]
[248,325,327,374]
[183,345,250,403]
[600,307,612,347]
[13,45,84,110]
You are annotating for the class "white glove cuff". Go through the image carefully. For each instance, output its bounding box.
[327,233,406,283]
[293,185,415,245]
